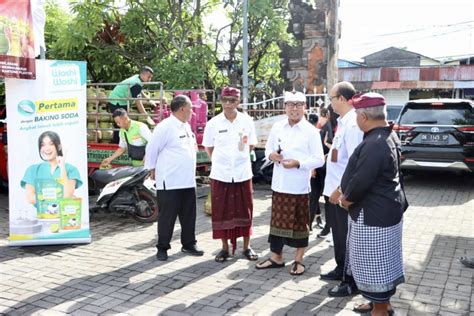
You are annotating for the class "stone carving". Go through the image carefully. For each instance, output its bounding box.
[280,0,335,94]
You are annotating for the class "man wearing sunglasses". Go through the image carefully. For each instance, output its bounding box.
[203,87,258,263]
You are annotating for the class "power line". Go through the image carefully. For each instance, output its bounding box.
[373,20,474,37]
[354,25,474,48]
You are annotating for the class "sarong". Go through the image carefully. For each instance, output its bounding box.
[346,209,405,297]
[211,179,253,253]
[269,191,310,240]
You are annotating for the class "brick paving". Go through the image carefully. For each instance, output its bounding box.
[0,171,473,315]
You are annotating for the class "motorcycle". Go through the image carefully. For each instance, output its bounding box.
[252,148,274,184]
[89,166,158,223]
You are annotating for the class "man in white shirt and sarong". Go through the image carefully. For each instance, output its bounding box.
[203,87,259,262]
[256,91,325,276]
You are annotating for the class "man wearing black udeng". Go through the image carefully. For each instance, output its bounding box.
[338,93,408,316]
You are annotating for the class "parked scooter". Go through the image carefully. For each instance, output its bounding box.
[252,148,273,184]
[89,166,158,223]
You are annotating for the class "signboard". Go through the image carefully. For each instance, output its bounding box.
[5,59,90,246]
[0,0,36,79]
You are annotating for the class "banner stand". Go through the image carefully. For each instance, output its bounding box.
[6,59,91,246]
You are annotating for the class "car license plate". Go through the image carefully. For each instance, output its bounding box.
[420,133,449,144]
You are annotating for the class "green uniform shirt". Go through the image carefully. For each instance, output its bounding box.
[108,74,143,107]
[119,120,150,166]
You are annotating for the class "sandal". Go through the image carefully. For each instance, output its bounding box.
[353,302,373,313]
[215,249,230,262]
[243,248,258,261]
[255,258,285,269]
[290,261,305,276]
[355,303,395,316]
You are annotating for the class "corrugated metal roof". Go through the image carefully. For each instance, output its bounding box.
[339,68,380,82]
[372,81,456,89]
[380,68,400,81]
[420,68,440,81]
[399,68,420,81]
[371,81,401,89]
[414,81,454,89]
[459,65,474,80]
[338,65,474,82]
[439,66,460,80]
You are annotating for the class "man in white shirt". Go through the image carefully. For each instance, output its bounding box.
[321,81,364,297]
[256,91,325,276]
[145,95,204,261]
[203,87,258,262]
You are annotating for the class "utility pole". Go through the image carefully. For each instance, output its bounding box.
[242,0,249,109]
[327,0,339,90]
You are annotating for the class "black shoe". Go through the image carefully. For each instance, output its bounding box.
[328,281,359,297]
[315,215,324,229]
[182,244,204,256]
[460,256,474,268]
[317,225,330,238]
[156,250,168,261]
[320,268,343,281]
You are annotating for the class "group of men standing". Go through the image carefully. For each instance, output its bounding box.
[105,69,407,315]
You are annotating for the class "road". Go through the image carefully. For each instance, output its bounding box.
[0,171,473,315]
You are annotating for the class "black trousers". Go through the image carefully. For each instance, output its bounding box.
[325,197,348,274]
[309,166,326,217]
[156,187,197,251]
[268,235,308,255]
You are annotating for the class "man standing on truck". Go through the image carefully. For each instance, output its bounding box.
[108,66,156,143]
[202,86,259,263]
[101,108,152,167]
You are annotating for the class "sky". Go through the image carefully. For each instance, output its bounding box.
[338,0,474,61]
[54,0,473,63]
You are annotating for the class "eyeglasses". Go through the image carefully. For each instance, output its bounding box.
[285,102,305,108]
[222,97,239,104]
[329,95,339,101]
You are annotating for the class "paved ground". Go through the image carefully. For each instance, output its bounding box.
[0,171,473,315]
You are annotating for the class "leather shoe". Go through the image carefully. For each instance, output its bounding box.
[156,250,168,261]
[317,225,330,238]
[328,281,359,297]
[320,268,343,281]
[182,244,204,256]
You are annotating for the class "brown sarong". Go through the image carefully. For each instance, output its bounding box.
[270,191,310,239]
[211,179,253,252]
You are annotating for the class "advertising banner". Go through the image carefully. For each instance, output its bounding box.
[0,0,36,79]
[6,59,90,246]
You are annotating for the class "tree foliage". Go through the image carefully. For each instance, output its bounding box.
[216,0,291,89]
[44,0,292,91]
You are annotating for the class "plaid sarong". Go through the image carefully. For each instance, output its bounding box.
[347,209,405,293]
[270,191,310,239]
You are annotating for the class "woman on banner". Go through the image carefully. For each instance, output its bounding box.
[21,131,82,214]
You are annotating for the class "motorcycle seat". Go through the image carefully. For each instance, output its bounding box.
[91,166,145,184]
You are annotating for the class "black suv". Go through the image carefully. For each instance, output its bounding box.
[394,99,474,172]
